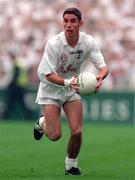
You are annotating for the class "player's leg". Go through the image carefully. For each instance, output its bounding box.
[41,104,62,141]
[34,101,62,141]
[63,99,83,158]
[63,99,83,175]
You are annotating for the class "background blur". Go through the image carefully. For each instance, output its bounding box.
[0,0,135,121]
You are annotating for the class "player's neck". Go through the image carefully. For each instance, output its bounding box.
[66,34,79,48]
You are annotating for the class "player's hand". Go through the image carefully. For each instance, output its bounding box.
[64,75,79,92]
[95,74,103,93]
[70,75,79,92]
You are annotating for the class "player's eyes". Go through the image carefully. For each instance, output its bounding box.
[64,19,68,23]
[64,19,78,23]
[69,18,78,22]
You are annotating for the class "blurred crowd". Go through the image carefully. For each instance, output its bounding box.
[0,0,135,91]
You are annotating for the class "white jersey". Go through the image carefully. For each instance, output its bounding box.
[36,31,106,102]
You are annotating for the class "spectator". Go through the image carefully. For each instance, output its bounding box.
[0,0,135,90]
[2,50,32,119]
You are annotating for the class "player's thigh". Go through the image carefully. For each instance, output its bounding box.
[42,104,62,134]
[63,100,83,133]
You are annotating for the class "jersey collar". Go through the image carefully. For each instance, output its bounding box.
[60,31,82,46]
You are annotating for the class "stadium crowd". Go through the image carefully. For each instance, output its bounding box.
[0,0,135,91]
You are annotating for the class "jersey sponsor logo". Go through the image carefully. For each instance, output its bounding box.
[60,64,76,74]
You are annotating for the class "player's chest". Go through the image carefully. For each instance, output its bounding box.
[58,45,85,66]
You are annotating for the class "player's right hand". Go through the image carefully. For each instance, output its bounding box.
[64,75,79,92]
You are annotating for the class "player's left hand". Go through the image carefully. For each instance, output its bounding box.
[95,75,103,93]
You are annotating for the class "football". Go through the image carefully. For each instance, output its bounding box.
[77,72,97,95]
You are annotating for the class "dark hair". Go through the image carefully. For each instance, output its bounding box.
[63,7,82,21]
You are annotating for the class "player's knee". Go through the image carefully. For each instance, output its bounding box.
[72,127,82,137]
[49,132,62,141]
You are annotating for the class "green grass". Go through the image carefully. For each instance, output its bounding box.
[0,120,135,180]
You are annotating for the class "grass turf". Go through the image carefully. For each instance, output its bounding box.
[0,120,135,180]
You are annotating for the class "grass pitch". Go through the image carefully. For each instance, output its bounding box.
[0,120,135,180]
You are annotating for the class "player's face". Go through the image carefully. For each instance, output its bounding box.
[63,14,83,39]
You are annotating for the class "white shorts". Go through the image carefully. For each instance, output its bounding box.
[36,92,81,107]
[36,81,81,107]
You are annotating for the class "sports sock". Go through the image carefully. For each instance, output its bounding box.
[65,156,78,170]
[39,116,45,127]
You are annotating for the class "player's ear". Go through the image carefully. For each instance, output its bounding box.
[79,20,83,27]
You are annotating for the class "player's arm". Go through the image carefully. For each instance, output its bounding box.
[96,66,109,92]
[46,73,78,90]
[97,66,109,80]
[89,38,109,92]
[46,73,64,85]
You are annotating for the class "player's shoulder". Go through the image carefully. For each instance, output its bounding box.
[47,32,62,47]
[79,32,97,47]
[80,31,94,41]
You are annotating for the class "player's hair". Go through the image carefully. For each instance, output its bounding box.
[63,7,82,21]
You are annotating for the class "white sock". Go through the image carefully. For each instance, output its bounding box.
[65,156,78,170]
[39,116,45,127]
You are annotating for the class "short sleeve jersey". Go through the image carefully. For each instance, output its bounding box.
[37,31,106,82]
